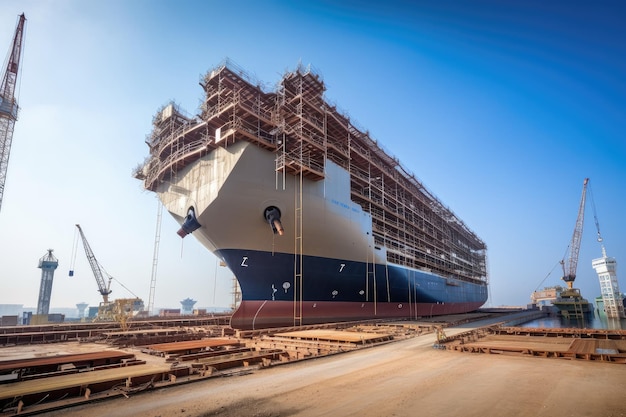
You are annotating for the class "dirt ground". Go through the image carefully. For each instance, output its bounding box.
[41,329,626,417]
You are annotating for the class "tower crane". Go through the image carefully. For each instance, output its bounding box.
[0,13,26,213]
[560,178,588,289]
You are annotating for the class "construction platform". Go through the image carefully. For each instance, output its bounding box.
[0,363,173,413]
[437,326,626,363]
[143,338,241,356]
[0,316,231,346]
[275,329,393,344]
[0,350,137,382]
[0,321,423,415]
[0,311,572,415]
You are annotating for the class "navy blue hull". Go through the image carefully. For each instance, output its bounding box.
[219,249,488,329]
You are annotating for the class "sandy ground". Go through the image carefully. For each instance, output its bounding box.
[39,329,626,417]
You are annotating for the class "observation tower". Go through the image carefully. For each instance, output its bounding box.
[36,249,59,315]
[180,298,197,315]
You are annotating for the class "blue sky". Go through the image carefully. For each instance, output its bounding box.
[0,0,624,314]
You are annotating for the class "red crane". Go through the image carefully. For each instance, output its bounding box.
[0,13,26,213]
[560,178,589,289]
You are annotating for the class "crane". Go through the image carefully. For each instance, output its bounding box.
[0,13,26,213]
[70,224,144,327]
[560,178,588,289]
[553,178,592,319]
[71,224,113,304]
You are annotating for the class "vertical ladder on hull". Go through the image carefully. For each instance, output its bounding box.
[366,245,376,315]
[411,273,417,320]
[364,154,376,315]
[293,169,303,326]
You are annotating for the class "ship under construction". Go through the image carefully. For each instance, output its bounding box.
[136,59,488,329]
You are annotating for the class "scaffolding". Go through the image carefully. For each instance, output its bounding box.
[136,60,488,286]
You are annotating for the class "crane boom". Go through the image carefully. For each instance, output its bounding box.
[75,224,112,303]
[0,13,26,213]
[560,178,589,288]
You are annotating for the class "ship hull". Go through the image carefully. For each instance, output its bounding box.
[153,141,487,329]
[552,288,594,319]
[552,300,593,319]
[219,248,487,329]
[232,300,485,329]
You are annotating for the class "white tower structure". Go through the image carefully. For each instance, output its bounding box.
[37,249,59,315]
[76,302,89,319]
[589,181,625,319]
[592,248,625,319]
[180,298,196,315]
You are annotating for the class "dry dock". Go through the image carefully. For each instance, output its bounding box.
[1,311,625,416]
[40,322,626,417]
[0,319,412,415]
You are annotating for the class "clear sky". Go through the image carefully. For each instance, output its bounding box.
[0,0,624,314]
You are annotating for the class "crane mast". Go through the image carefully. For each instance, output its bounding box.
[75,224,112,303]
[0,13,26,213]
[560,178,589,289]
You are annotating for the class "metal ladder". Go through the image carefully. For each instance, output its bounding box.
[293,168,303,326]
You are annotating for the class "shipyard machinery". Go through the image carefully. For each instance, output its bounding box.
[554,178,592,318]
[0,14,26,213]
[71,224,142,328]
[71,224,113,306]
[560,178,588,289]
